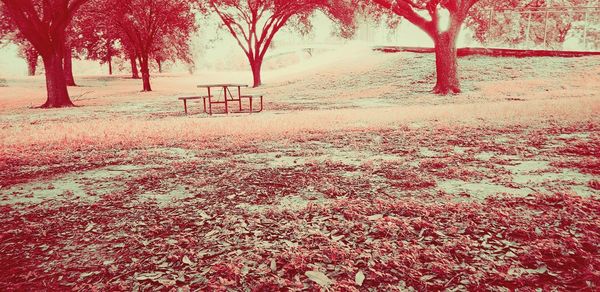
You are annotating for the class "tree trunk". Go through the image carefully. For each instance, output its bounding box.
[63,46,76,86]
[249,58,263,88]
[139,55,152,91]
[432,30,460,94]
[26,51,38,76]
[131,57,140,79]
[108,55,113,75]
[41,52,74,108]
[157,59,162,73]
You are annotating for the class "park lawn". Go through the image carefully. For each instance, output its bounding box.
[0,49,599,290]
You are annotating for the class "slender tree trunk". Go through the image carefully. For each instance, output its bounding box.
[432,29,460,94]
[26,51,38,76]
[63,46,76,86]
[108,55,113,75]
[249,57,263,88]
[157,59,162,73]
[139,55,151,91]
[131,56,140,79]
[41,52,74,108]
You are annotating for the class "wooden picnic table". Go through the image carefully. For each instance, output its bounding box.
[197,84,247,115]
[178,83,264,115]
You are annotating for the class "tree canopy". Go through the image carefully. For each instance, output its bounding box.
[201,0,356,87]
[109,0,197,91]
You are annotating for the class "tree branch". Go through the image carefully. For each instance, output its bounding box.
[372,0,436,37]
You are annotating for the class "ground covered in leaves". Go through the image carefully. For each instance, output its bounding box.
[1,51,599,290]
[1,119,599,291]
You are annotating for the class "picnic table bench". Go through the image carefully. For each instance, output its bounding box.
[178,84,263,115]
[239,94,263,112]
[178,96,206,114]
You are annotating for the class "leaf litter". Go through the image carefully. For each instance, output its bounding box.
[0,120,598,290]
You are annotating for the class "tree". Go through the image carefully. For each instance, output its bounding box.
[367,0,480,94]
[153,27,196,74]
[1,8,39,76]
[73,0,122,75]
[202,0,356,87]
[63,32,77,86]
[80,31,119,75]
[110,0,196,91]
[0,0,90,107]
[127,48,141,79]
[19,42,39,76]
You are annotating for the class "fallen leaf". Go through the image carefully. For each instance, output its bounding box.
[420,274,435,282]
[198,210,211,219]
[305,270,333,287]
[84,222,95,232]
[355,270,365,286]
[270,259,277,272]
[135,272,164,281]
[332,235,344,242]
[205,230,218,237]
[367,214,383,221]
[79,271,99,280]
[528,265,548,274]
[283,240,298,247]
[182,255,194,265]
[241,265,250,276]
[156,278,176,287]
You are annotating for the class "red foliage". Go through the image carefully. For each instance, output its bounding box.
[200,0,355,87]
[107,0,196,91]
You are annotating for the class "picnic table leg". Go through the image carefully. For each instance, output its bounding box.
[250,97,253,112]
[259,96,263,112]
[207,87,211,115]
[238,86,242,112]
[223,86,228,114]
[183,99,188,114]
[203,97,206,113]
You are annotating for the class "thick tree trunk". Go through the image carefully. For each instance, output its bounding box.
[131,57,140,79]
[63,46,76,86]
[139,56,152,91]
[26,51,38,76]
[41,52,74,108]
[432,30,460,94]
[249,58,263,88]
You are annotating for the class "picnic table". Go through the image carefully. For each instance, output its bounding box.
[178,84,263,115]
